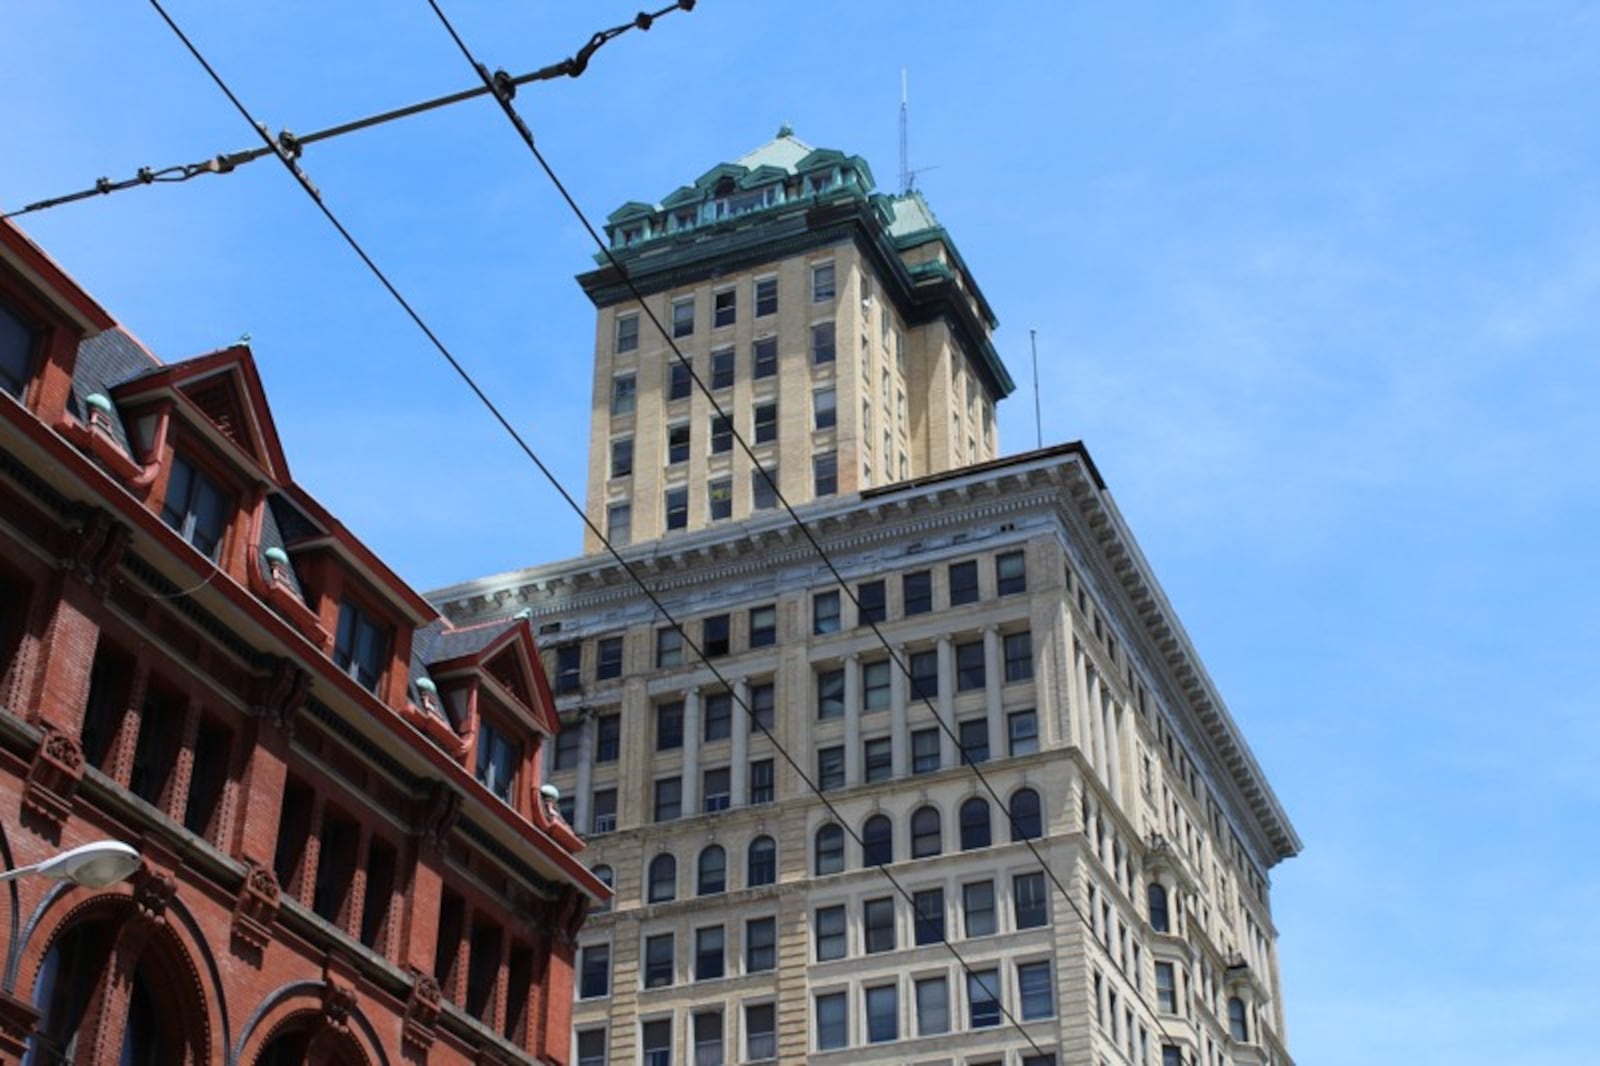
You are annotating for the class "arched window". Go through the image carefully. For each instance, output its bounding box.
[647,853,677,903]
[1228,996,1249,1042]
[697,845,727,896]
[747,835,777,887]
[591,864,614,912]
[1147,882,1170,933]
[910,805,942,858]
[861,814,893,866]
[814,824,845,875]
[959,797,991,851]
[1009,788,1042,840]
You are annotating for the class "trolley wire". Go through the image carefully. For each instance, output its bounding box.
[145,0,1055,1056]
[3,2,693,221]
[418,3,1206,1061]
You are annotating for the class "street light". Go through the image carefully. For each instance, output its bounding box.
[0,841,141,889]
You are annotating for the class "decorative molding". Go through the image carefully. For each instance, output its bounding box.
[22,725,84,825]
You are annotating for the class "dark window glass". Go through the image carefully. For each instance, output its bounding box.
[579,944,609,998]
[552,726,580,770]
[704,690,732,739]
[909,649,938,700]
[1018,961,1054,1020]
[810,321,836,365]
[1010,788,1043,840]
[1156,962,1177,1012]
[816,991,847,1051]
[754,402,778,443]
[654,777,681,822]
[750,682,775,731]
[615,313,639,353]
[710,478,732,522]
[814,904,846,960]
[959,717,990,765]
[960,797,992,850]
[703,767,730,812]
[911,806,942,858]
[752,336,778,379]
[949,560,979,605]
[752,465,778,510]
[611,374,636,414]
[669,361,692,400]
[644,933,675,987]
[1005,630,1034,682]
[0,298,37,398]
[817,669,844,718]
[914,887,945,945]
[643,1020,672,1066]
[1148,882,1170,933]
[866,984,897,1043]
[1015,871,1049,928]
[997,550,1027,594]
[863,736,892,783]
[1229,996,1250,1042]
[710,413,733,453]
[591,788,616,834]
[813,591,841,634]
[916,976,949,1036]
[754,277,778,317]
[711,348,735,390]
[747,835,777,885]
[964,880,997,938]
[746,916,776,971]
[656,700,684,750]
[817,746,844,791]
[665,488,689,531]
[647,853,676,902]
[555,643,582,693]
[333,599,388,692]
[577,1029,607,1066]
[814,824,844,874]
[968,969,1001,1028]
[750,758,775,805]
[704,615,731,658]
[749,605,776,647]
[813,387,837,429]
[861,814,893,866]
[607,502,631,546]
[746,1002,776,1061]
[596,637,623,681]
[903,570,932,615]
[714,289,736,328]
[1008,708,1039,755]
[475,720,519,802]
[668,422,691,464]
[182,715,231,840]
[656,627,683,667]
[863,897,895,954]
[695,926,725,980]
[812,262,836,303]
[862,660,890,711]
[956,640,986,692]
[857,580,886,624]
[160,455,230,560]
[911,727,940,774]
[610,436,634,478]
[813,451,837,496]
[672,298,695,337]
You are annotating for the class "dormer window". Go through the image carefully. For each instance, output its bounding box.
[334,598,389,692]
[160,454,230,561]
[475,717,520,803]
[1,296,38,399]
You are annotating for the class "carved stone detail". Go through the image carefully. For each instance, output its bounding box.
[416,780,462,849]
[231,860,280,951]
[22,726,85,825]
[66,505,131,597]
[132,867,177,922]
[401,967,442,1051]
[257,656,309,737]
[321,978,356,1029]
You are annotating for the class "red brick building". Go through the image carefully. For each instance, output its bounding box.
[0,220,606,1065]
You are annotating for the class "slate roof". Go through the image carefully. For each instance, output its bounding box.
[733,132,815,173]
[66,327,158,453]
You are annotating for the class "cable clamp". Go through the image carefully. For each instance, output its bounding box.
[490,67,517,102]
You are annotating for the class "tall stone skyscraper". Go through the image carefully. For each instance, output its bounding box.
[433,130,1299,1066]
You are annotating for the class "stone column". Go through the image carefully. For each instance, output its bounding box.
[683,688,702,814]
[889,646,908,777]
[1088,669,1108,782]
[573,716,594,832]
[984,626,1004,760]
[732,678,750,806]
[1106,701,1125,807]
[843,655,862,786]
[936,637,957,767]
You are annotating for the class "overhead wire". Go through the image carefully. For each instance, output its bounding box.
[143,0,1053,1056]
[416,3,1205,1062]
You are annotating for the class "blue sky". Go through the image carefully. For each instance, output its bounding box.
[5,3,1598,1060]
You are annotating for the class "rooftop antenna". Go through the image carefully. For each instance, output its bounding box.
[899,68,911,192]
[1031,329,1043,449]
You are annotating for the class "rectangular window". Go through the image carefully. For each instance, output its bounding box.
[811,321,836,365]
[752,336,778,379]
[183,715,231,841]
[312,805,359,926]
[642,1020,672,1066]
[754,277,778,317]
[595,713,621,762]
[959,718,990,765]
[1008,708,1040,756]
[706,477,732,523]
[909,649,938,700]
[668,422,691,464]
[611,374,636,415]
[702,767,730,812]
[579,943,610,999]
[813,386,837,429]
[997,550,1027,594]
[672,296,695,337]
[863,736,892,783]
[596,637,624,681]
[704,690,733,738]
[949,560,979,605]
[693,1010,725,1065]
[644,933,675,988]
[914,887,945,945]
[749,604,777,647]
[816,991,848,1051]
[656,627,683,668]
[857,580,886,624]
[604,435,630,476]
[812,262,836,302]
[669,361,692,400]
[1163,1048,1183,1066]
[1015,871,1049,928]
[752,465,778,510]
[591,788,617,834]
[863,897,896,953]
[711,348,735,390]
[665,488,689,531]
[1,298,38,397]
[814,590,841,634]
[915,976,949,1036]
[902,570,932,615]
[815,904,847,960]
[860,659,891,711]
[1004,630,1034,682]
[709,415,733,455]
[813,452,838,496]
[576,1028,606,1066]
[334,599,388,692]
[713,288,736,328]
[552,725,580,770]
[746,916,777,972]
[911,728,940,774]
[1156,962,1177,1012]
[552,643,582,694]
[964,880,997,937]
[695,926,725,980]
[473,724,520,805]
[746,1002,776,1062]
[607,502,631,546]
[1018,961,1054,1019]
[749,681,775,731]
[817,668,845,718]
[161,455,230,560]
[615,312,639,353]
[968,969,1001,1029]
[750,758,775,804]
[754,402,778,444]
[865,984,898,1043]
[817,745,845,791]
[956,640,986,691]
[654,777,681,822]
